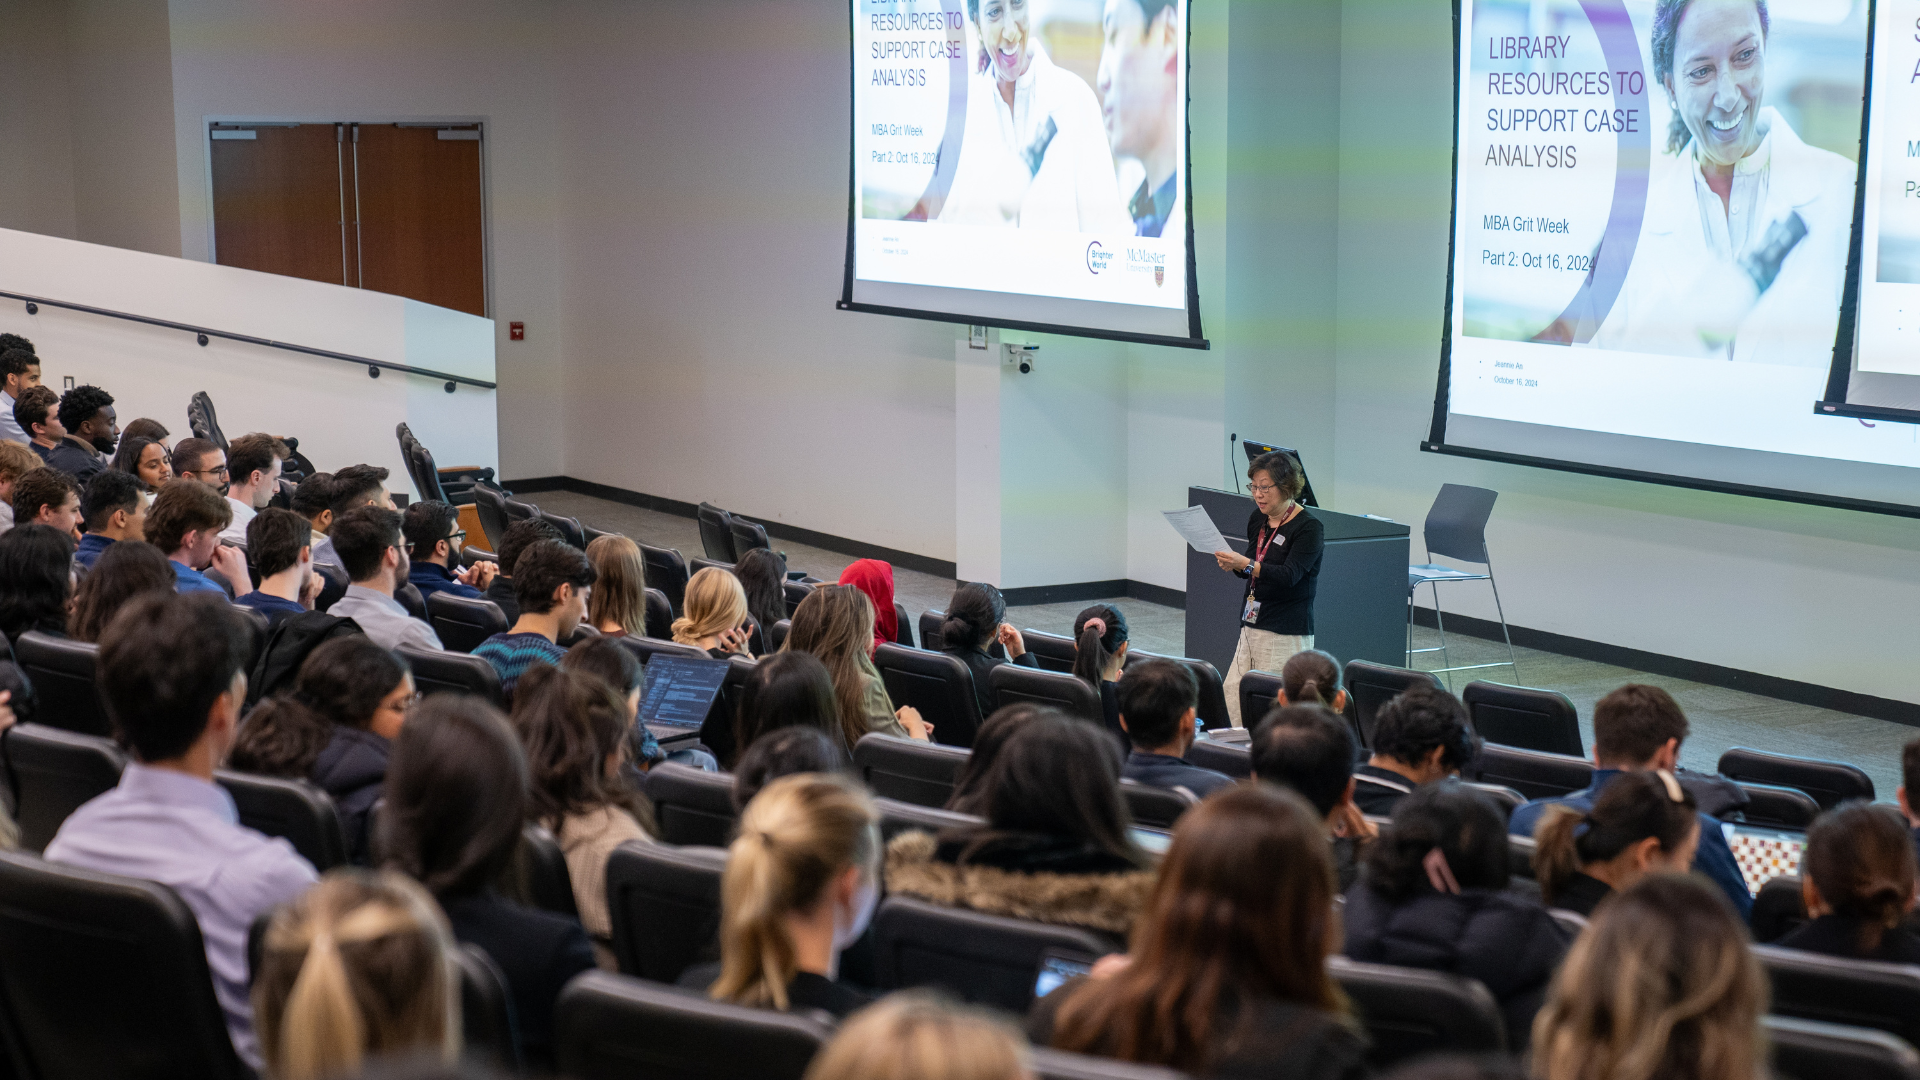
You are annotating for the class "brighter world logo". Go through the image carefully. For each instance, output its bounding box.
[1086,241,1112,275]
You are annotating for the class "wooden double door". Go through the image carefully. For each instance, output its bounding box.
[210,123,487,318]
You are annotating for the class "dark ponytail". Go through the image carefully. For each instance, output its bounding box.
[1280,649,1341,706]
[1530,770,1697,907]
[940,582,1006,653]
[1804,801,1917,954]
[230,637,411,778]
[1071,604,1129,685]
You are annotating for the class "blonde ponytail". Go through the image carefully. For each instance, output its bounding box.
[1531,804,1585,907]
[674,566,750,645]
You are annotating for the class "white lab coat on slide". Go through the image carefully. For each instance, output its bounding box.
[1592,107,1855,367]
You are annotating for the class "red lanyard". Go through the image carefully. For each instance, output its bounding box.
[1253,505,1297,565]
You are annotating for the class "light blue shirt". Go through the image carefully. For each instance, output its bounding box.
[0,389,24,445]
[45,763,317,1069]
[327,583,443,652]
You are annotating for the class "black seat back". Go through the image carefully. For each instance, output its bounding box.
[311,557,349,612]
[187,390,228,452]
[538,510,586,550]
[919,609,946,652]
[3,723,127,852]
[1020,629,1078,672]
[615,635,710,669]
[648,763,740,847]
[874,644,983,749]
[696,503,737,562]
[1465,781,1526,821]
[1186,737,1252,779]
[471,483,512,551]
[1119,779,1196,828]
[987,664,1103,725]
[556,969,832,1080]
[1328,956,1506,1067]
[893,602,915,647]
[455,943,521,1071]
[0,851,249,1079]
[214,769,348,870]
[853,733,973,808]
[640,544,691,615]
[1461,681,1583,758]
[1719,747,1874,810]
[1756,944,1920,1048]
[769,619,792,652]
[645,588,675,640]
[872,896,1116,1013]
[519,822,579,918]
[1766,1015,1920,1080]
[1736,781,1822,829]
[874,797,981,843]
[394,581,429,622]
[1752,874,1810,944]
[780,580,812,618]
[396,645,505,707]
[14,631,110,737]
[729,517,771,557]
[503,496,541,525]
[426,592,509,654]
[1028,1048,1192,1080]
[1343,661,1444,748]
[1467,742,1594,801]
[1125,650,1231,730]
[606,841,728,981]
[1236,669,1285,730]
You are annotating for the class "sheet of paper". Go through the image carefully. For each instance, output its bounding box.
[1163,506,1229,554]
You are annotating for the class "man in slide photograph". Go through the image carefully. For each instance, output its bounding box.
[1097,0,1182,238]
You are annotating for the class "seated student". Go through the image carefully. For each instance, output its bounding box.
[473,539,595,700]
[731,726,853,810]
[584,533,649,637]
[672,565,754,657]
[556,636,665,771]
[68,540,175,642]
[946,703,1059,816]
[73,468,147,568]
[512,663,658,964]
[403,499,497,601]
[786,584,931,748]
[1508,684,1752,918]
[1777,801,1920,963]
[939,582,1039,719]
[1073,604,1130,739]
[1531,770,1699,920]
[228,636,413,864]
[1531,874,1765,1080]
[0,525,74,641]
[252,869,460,1080]
[325,505,445,652]
[171,437,228,489]
[734,547,787,653]
[122,416,169,447]
[1897,736,1920,863]
[45,593,318,1069]
[839,558,898,651]
[1342,781,1568,1044]
[290,471,333,543]
[47,384,116,485]
[487,518,563,623]
[110,435,170,493]
[887,713,1155,939]
[804,991,1035,1080]
[146,478,254,597]
[238,508,322,623]
[1351,685,1476,817]
[14,385,62,462]
[1251,703,1375,891]
[217,433,288,546]
[312,463,393,569]
[1118,659,1235,800]
[0,440,42,533]
[11,465,80,536]
[0,345,38,445]
[1274,648,1349,712]
[716,649,842,770]
[680,773,879,1019]
[1031,785,1367,1080]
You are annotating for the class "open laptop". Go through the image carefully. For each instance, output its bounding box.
[1032,948,1100,1005]
[638,654,730,730]
[1723,822,1807,896]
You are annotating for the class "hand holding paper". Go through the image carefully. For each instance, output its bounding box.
[1163,506,1229,554]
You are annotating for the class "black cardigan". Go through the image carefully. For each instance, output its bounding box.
[1235,509,1325,635]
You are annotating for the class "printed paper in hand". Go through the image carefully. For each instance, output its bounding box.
[1163,507,1229,554]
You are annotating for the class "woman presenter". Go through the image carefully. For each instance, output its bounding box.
[1213,452,1324,728]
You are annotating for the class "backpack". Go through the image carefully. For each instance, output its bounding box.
[247,611,364,707]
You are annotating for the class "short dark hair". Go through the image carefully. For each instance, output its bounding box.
[1114,658,1198,749]
[11,466,78,524]
[1364,781,1510,901]
[1592,684,1689,767]
[171,437,220,476]
[290,472,333,520]
[98,592,251,762]
[0,524,74,640]
[495,518,563,579]
[1251,704,1354,816]
[328,464,390,516]
[381,694,529,900]
[1370,684,1477,772]
[248,507,313,579]
[56,385,113,433]
[143,479,232,555]
[13,385,57,435]
[330,505,404,582]
[732,727,852,810]
[511,540,595,615]
[1247,450,1305,500]
[122,417,168,443]
[81,468,143,532]
[0,347,37,381]
[0,334,36,358]
[225,432,288,482]
[403,500,460,560]
[1904,738,1920,798]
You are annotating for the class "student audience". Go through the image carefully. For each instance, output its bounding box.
[45,593,318,1070]
[681,772,879,1017]
[1073,603,1130,736]
[945,703,1057,816]
[122,415,169,446]
[46,385,116,484]
[146,477,253,597]
[0,345,38,445]
[1117,658,1233,799]
[73,468,146,568]
[14,385,62,460]
[403,499,495,601]
[556,636,665,770]
[804,991,1035,1080]
[786,583,931,745]
[219,433,288,545]
[110,435,170,492]
[731,726,852,810]
[839,557,898,650]
[472,539,595,700]
[1350,684,1476,816]
[486,517,563,623]
[251,869,459,1080]
[379,694,595,1069]
[1777,800,1920,963]
[710,648,841,769]
[239,508,322,622]
[1031,785,1366,1080]
[583,533,649,636]
[734,546,788,651]
[172,437,228,488]
[939,582,1039,719]
[0,440,41,533]
[1342,781,1568,1043]
[673,565,754,657]
[313,463,393,567]
[1251,703,1374,891]
[290,472,334,539]
[11,465,80,535]
[228,636,413,862]
[1508,683,1752,917]
[325,505,445,652]
[1530,770,1699,919]
[0,524,74,641]
[1275,648,1348,711]
[68,539,175,641]
[1530,874,1765,1080]
[887,713,1153,938]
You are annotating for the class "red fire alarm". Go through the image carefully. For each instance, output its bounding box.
[508,321,525,341]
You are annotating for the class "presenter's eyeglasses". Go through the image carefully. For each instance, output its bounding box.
[1249,482,1279,494]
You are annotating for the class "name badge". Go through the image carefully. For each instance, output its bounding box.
[1241,597,1261,625]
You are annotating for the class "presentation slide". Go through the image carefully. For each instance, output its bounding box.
[844,0,1201,344]
[1850,0,1920,379]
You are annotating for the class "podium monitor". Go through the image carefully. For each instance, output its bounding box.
[1241,441,1317,507]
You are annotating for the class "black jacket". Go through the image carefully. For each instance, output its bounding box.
[677,961,872,1019]
[1235,509,1325,635]
[1778,915,1920,965]
[309,725,389,864]
[442,891,596,1071]
[1028,980,1367,1080]
[45,437,104,486]
[484,576,520,625]
[943,645,1038,720]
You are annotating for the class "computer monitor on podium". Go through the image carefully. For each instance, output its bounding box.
[1241,441,1318,507]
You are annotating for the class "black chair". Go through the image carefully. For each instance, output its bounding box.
[0,851,251,1079]
[1344,660,1444,748]
[312,557,348,612]
[1236,669,1285,730]
[894,602,915,647]
[641,543,691,615]
[606,841,728,982]
[2,723,127,853]
[689,556,733,578]
[781,580,812,617]
[1735,781,1822,829]
[395,581,429,622]
[1755,944,1920,1048]
[853,733,973,808]
[187,390,229,452]
[1766,1014,1920,1080]
[874,644,984,749]
[540,509,587,550]
[1328,956,1506,1066]
[616,636,709,668]
[919,608,946,652]
[427,592,509,653]
[1125,649,1232,730]
[583,523,615,545]
[872,896,1117,1012]
[1508,834,1538,880]
[697,503,737,562]
[645,588,675,640]
[455,943,521,1071]
[1465,781,1526,820]
[558,623,603,649]
[214,769,348,871]
[769,619,792,652]
[988,664,1103,725]
[874,797,981,843]
[1752,874,1810,944]
[503,495,542,525]
[471,483,513,550]
[1461,681,1583,758]
[556,969,832,1080]
[649,763,740,847]
[1718,748,1874,810]
[1467,742,1594,801]
[1119,779,1197,828]
[231,603,270,639]
[14,631,110,738]
[729,517,771,557]
[1186,736,1252,779]
[1020,628,1079,672]
[519,822,579,918]
[397,645,505,707]
[1029,1048,1191,1080]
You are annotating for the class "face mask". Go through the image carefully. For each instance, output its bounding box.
[833,876,880,953]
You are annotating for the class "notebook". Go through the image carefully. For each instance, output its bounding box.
[638,654,730,729]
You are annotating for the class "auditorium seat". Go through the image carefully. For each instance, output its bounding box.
[1120,778,1196,829]
[471,483,514,551]
[1465,781,1526,820]
[540,509,587,550]
[313,557,348,612]
[1186,737,1251,779]
[874,797,981,842]
[187,390,229,453]
[556,970,832,1080]
[648,763,740,847]
[1125,649,1232,730]
[230,603,269,640]
[13,631,111,738]
[853,733,972,808]
[1718,747,1874,810]
[919,608,945,651]
[1028,1048,1192,1080]
[395,581,429,622]
[1343,661,1444,748]
[729,516,772,557]
[455,944,522,1071]
[1766,1015,1920,1080]
[1734,781,1821,830]
[782,579,812,617]
[690,556,732,578]
[874,643,984,749]
[1237,669,1284,731]
[398,645,505,707]
[605,841,727,982]
[583,523,615,545]
[1751,874,1810,944]
[641,543,691,615]
[1461,680,1583,758]
[697,503,737,562]
[645,588,675,640]
[1327,955,1506,1066]
[521,822,579,919]
[872,896,1117,1013]
[894,602,915,647]
[1508,834,1536,880]
[214,769,349,871]
[1466,742,1593,800]
[988,664,1102,726]
[1755,943,1920,1048]
[770,618,792,651]
[1020,628,1079,672]
[427,591,509,653]
[0,851,249,1079]
[615,636,709,668]
[4,723,127,852]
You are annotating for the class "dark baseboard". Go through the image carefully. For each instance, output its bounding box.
[1411,606,1920,728]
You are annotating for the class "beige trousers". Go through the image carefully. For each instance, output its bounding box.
[1224,626,1314,728]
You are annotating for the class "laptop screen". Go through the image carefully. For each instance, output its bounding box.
[1724,823,1807,897]
[638,654,730,729]
[1032,949,1097,1003]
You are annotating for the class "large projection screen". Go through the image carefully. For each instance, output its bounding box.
[1425,0,1920,517]
[840,0,1207,348]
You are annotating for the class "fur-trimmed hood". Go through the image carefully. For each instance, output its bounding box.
[884,830,1155,937]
